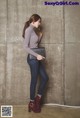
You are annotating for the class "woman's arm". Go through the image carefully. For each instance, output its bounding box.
[38,32,43,44]
[23,28,38,57]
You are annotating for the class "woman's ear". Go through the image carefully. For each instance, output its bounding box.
[31,21,34,25]
[33,21,35,24]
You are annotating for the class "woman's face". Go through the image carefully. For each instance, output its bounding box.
[34,19,41,28]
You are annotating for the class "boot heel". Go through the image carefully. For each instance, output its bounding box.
[28,107,31,112]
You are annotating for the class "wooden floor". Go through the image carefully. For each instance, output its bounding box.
[0,105,80,118]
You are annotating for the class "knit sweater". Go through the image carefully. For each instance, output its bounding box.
[23,24,42,57]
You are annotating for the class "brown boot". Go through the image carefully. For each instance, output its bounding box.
[34,95,42,112]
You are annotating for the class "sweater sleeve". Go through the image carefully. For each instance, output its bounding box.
[23,28,38,57]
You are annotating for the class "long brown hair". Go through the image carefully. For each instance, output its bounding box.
[22,14,42,38]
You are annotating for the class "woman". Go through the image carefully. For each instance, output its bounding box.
[22,14,49,113]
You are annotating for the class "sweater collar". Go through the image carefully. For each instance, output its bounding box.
[30,24,34,29]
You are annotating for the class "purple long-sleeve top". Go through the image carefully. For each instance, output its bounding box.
[23,24,42,57]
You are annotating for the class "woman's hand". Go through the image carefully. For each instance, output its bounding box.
[39,32,43,37]
[39,32,43,39]
[37,54,45,60]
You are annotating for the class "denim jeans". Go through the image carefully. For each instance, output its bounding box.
[27,55,49,100]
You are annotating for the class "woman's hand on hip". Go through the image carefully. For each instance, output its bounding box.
[37,54,45,60]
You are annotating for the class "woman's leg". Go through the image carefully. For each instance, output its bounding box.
[37,61,49,96]
[34,61,49,112]
[27,59,39,100]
